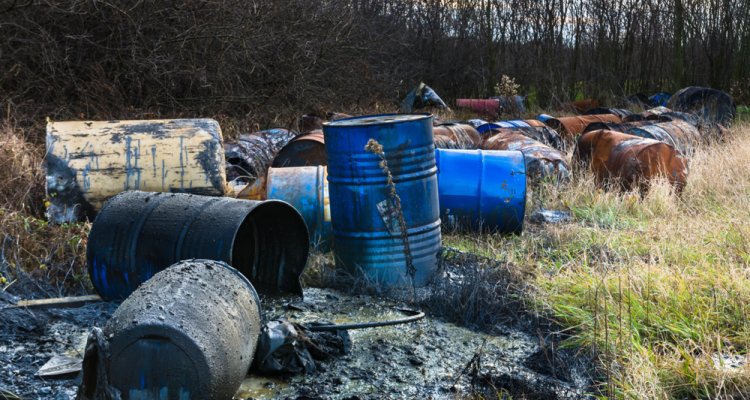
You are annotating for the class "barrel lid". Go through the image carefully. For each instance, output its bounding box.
[324,113,430,127]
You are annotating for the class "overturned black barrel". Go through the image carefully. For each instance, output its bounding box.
[104,259,261,400]
[88,191,309,300]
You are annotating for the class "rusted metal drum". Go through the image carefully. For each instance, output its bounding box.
[225,128,298,182]
[432,123,483,149]
[267,166,331,249]
[323,114,441,287]
[623,120,700,157]
[575,130,688,193]
[545,114,622,139]
[271,130,327,168]
[104,259,261,400]
[87,191,309,300]
[484,130,571,183]
[435,149,526,234]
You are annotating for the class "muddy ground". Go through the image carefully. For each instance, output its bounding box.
[0,250,596,399]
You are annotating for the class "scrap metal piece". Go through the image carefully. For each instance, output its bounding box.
[37,354,82,378]
[45,119,227,224]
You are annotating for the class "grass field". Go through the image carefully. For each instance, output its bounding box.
[1,118,749,398]
[446,123,750,398]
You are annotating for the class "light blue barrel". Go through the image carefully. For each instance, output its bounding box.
[266,166,331,250]
[435,149,526,234]
[323,114,441,287]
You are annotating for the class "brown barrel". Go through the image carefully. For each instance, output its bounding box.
[272,130,327,167]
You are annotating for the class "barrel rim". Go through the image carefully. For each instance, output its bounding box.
[323,113,431,127]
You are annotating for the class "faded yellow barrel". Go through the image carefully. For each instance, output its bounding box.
[45,119,227,223]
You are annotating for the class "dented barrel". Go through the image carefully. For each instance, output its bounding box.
[267,166,331,249]
[435,149,526,234]
[104,259,261,400]
[87,191,309,300]
[323,114,441,287]
[271,130,327,167]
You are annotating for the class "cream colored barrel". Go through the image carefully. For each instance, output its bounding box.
[45,119,227,223]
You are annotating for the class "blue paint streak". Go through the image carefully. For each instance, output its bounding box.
[161,160,167,191]
[124,136,133,190]
[134,139,142,189]
[151,145,157,178]
[179,137,185,190]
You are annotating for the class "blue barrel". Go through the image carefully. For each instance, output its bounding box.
[323,114,441,287]
[476,120,531,134]
[267,166,331,250]
[435,149,526,234]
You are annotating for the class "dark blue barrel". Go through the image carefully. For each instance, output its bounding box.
[323,114,441,287]
[435,149,526,234]
[267,166,331,249]
[87,191,309,300]
[476,120,532,134]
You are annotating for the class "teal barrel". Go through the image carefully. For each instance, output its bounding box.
[322,114,441,287]
[435,149,527,234]
[266,166,331,250]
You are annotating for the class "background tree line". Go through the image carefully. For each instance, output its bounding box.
[1,0,747,134]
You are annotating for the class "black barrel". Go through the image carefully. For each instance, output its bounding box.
[88,190,309,300]
[104,259,261,400]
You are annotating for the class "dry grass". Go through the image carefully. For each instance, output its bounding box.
[0,122,90,297]
[446,123,750,399]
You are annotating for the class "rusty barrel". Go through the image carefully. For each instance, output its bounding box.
[271,130,327,167]
[87,190,309,300]
[432,123,483,149]
[225,128,297,181]
[323,114,441,287]
[623,120,699,156]
[435,149,526,234]
[104,259,261,400]
[545,114,622,139]
[267,166,331,249]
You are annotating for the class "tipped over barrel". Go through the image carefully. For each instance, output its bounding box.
[103,259,261,400]
[435,149,526,234]
[323,114,441,287]
[87,191,309,300]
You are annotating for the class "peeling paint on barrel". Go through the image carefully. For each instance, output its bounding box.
[45,119,227,223]
[267,166,332,249]
[104,259,261,400]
